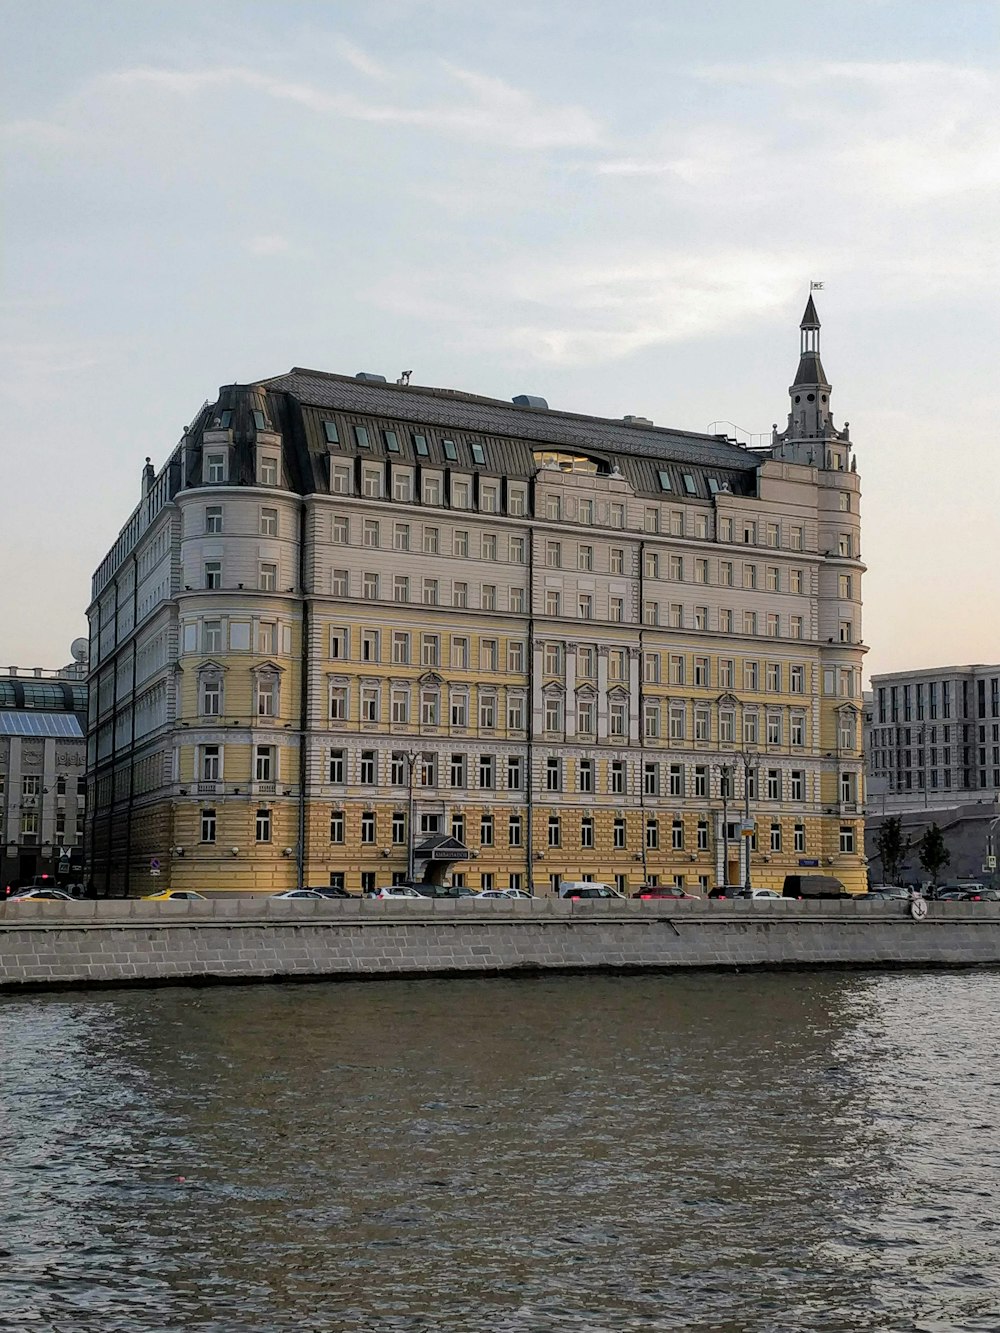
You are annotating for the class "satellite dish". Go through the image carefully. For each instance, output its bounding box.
[70,638,89,663]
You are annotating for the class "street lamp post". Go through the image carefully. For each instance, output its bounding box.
[406,750,419,884]
[735,749,758,893]
[719,762,732,889]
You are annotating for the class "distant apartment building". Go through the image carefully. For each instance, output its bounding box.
[1,651,88,889]
[85,297,867,896]
[867,665,1000,811]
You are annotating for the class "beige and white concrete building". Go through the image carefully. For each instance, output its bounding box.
[86,297,867,896]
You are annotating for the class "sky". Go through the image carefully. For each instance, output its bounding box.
[2,0,998,679]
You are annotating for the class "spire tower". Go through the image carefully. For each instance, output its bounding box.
[771,293,851,468]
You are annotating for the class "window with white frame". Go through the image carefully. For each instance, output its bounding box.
[200,809,217,843]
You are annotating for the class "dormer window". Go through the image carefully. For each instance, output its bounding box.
[354,425,370,449]
[658,470,672,492]
[682,474,697,495]
[259,456,278,485]
[443,439,458,462]
[413,433,429,457]
[384,429,400,452]
[219,410,232,429]
[206,453,226,483]
[471,442,486,465]
[323,420,340,445]
[253,410,267,431]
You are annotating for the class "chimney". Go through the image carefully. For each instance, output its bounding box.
[142,456,155,498]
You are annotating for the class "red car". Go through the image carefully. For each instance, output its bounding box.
[631,886,701,901]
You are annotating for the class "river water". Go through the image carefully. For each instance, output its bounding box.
[2,971,999,1332]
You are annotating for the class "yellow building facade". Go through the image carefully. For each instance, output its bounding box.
[86,298,866,896]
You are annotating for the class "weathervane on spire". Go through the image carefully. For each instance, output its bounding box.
[810,280,824,290]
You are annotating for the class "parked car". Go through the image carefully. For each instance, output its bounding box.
[412,884,477,899]
[270,889,325,900]
[707,886,743,899]
[371,886,424,899]
[937,888,1000,902]
[866,885,911,900]
[141,889,207,901]
[782,875,849,900]
[631,886,701,900]
[304,885,354,899]
[732,888,782,900]
[558,882,625,900]
[472,889,533,900]
[5,888,76,902]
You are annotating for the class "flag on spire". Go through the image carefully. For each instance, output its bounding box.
[810,280,824,290]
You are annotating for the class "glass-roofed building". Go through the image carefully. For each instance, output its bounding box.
[0,651,88,891]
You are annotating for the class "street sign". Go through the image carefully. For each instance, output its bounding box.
[987,856,997,870]
[57,860,70,874]
[150,857,161,871]
[798,858,820,867]
[740,819,755,838]
[149,868,161,877]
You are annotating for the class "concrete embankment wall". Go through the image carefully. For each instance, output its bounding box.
[2,897,1000,992]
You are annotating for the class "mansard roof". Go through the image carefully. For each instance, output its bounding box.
[181,367,761,502]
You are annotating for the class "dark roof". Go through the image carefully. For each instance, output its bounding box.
[181,366,762,504]
[800,295,820,328]
[792,351,830,388]
[261,368,761,472]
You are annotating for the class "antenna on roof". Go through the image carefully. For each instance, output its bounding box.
[397,371,412,386]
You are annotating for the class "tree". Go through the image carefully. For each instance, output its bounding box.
[873,816,911,885]
[918,824,950,886]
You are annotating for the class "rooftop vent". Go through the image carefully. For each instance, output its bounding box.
[623,415,653,426]
[355,372,387,383]
[512,394,548,410]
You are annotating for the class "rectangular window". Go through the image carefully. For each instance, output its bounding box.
[258,562,277,592]
[363,519,380,548]
[393,575,409,603]
[424,526,440,554]
[254,745,273,782]
[204,560,222,589]
[362,572,379,600]
[205,504,223,534]
[610,761,625,795]
[329,749,345,783]
[392,631,410,665]
[840,825,855,853]
[507,756,523,790]
[206,453,226,483]
[255,809,271,843]
[200,809,217,843]
[361,812,376,844]
[794,823,805,853]
[259,456,278,485]
[453,529,469,558]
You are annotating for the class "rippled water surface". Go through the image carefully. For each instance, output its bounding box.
[2,972,1000,1331]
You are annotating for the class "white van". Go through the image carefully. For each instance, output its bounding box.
[557,881,624,900]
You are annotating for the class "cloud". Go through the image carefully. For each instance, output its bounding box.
[371,247,808,366]
[245,234,291,257]
[105,54,604,151]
